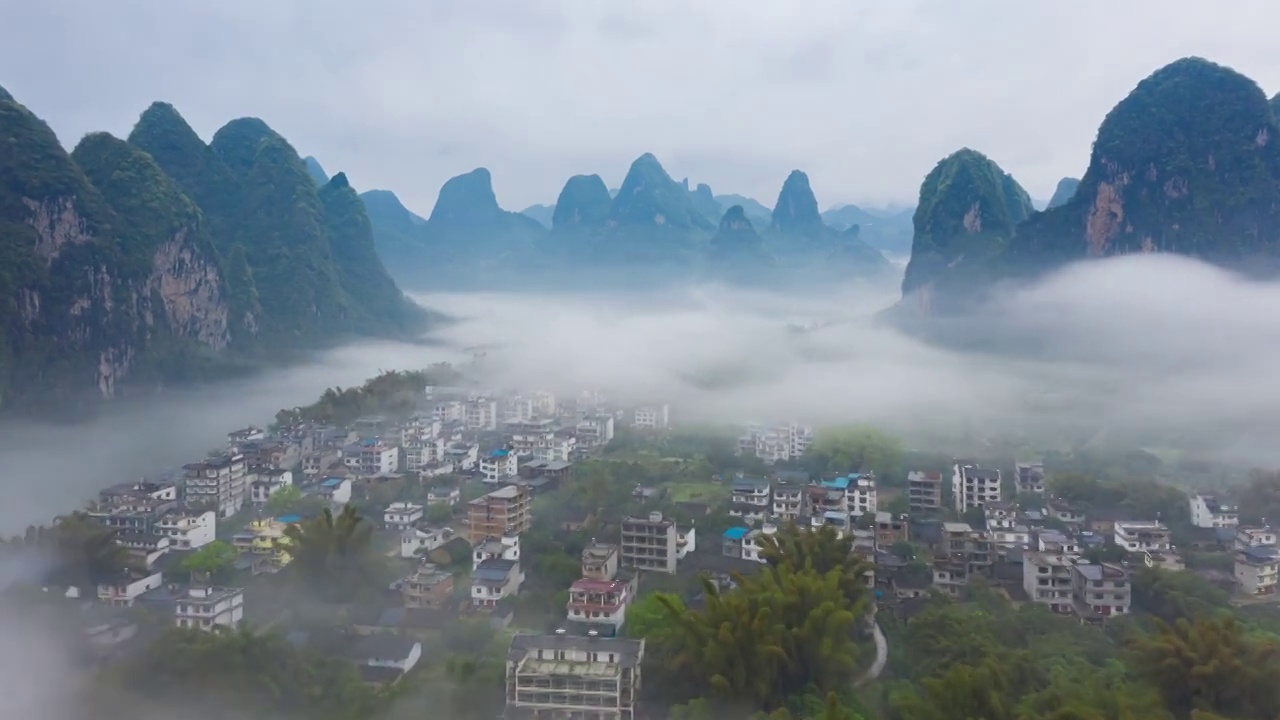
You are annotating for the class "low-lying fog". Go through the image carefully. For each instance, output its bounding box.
[1,253,1278,532]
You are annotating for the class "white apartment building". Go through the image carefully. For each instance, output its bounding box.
[343,439,399,475]
[771,480,806,521]
[1015,462,1047,494]
[154,509,216,550]
[729,478,771,522]
[465,399,499,431]
[504,634,644,720]
[1190,494,1240,529]
[429,400,463,423]
[566,578,632,628]
[404,437,447,472]
[849,474,877,517]
[471,558,524,608]
[952,461,1002,513]
[175,586,244,631]
[1072,562,1132,618]
[1114,521,1172,553]
[737,422,813,464]
[384,502,424,530]
[1023,551,1079,613]
[473,534,521,570]
[250,468,293,504]
[481,449,520,483]
[183,452,249,518]
[633,405,670,430]
[575,415,616,449]
[1236,546,1280,597]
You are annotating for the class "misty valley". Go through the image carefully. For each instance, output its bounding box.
[7,41,1280,720]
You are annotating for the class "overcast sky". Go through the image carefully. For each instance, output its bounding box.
[3,1,1279,214]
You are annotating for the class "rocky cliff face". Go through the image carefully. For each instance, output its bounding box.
[901,148,1034,297]
[0,91,236,407]
[1008,57,1280,273]
[0,90,421,409]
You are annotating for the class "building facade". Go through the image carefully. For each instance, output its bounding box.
[505,634,644,720]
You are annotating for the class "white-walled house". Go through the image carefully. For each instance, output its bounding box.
[471,558,524,608]
[155,509,217,550]
[250,468,294,504]
[175,586,244,631]
[1190,494,1239,529]
[384,502,424,530]
[480,449,519,483]
[97,570,163,607]
[400,527,457,559]
[473,534,521,570]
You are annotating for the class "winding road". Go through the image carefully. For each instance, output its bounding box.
[855,606,887,687]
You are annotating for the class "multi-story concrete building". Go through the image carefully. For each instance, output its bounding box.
[473,534,522,570]
[1237,545,1280,597]
[951,461,1002,513]
[1190,494,1240,529]
[874,512,909,548]
[848,474,877,517]
[932,522,994,596]
[632,405,670,430]
[343,439,399,476]
[472,558,524,608]
[1072,562,1131,619]
[97,570,163,608]
[771,477,807,520]
[729,478,771,522]
[907,470,943,514]
[174,585,244,631]
[575,415,616,450]
[183,452,249,518]
[154,509,217,550]
[250,468,293,504]
[581,542,620,581]
[481,449,521,483]
[1023,551,1079,613]
[737,422,813,464]
[465,398,500,431]
[400,565,454,609]
[566,578,632,629]
[1014,462,1047,495]
[504,634,644,720]
[1236,526,1278,550]
[620,512,679,574]
[467,485,532,545]
[1113,521,1171,553]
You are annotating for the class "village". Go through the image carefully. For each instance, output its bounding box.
[15,373,1280,719]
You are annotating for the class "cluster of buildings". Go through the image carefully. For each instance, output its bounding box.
[720,472,878,561]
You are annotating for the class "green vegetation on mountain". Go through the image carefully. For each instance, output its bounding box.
[303,155,329,186]
[550,173,611,231]
[318,172,420,332]
[901,148,1034,297]
[0,90,420,409]
[1044,177,1080,210]
[1008,57,1280,273]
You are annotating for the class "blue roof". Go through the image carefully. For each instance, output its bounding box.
[321,477,343,487]
[489,449,509,457]
[723,527,749,540]
[822,477,851,489]
[823,511,847,520]
[276,514,302,524]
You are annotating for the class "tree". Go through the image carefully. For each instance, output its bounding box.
[1128,614,1280,720]
[178,541,237,580]
[426,503,454,524]
[2,512,136,588]
[807,426,904,480]
[264,485,303,516]
[284,506,374,597]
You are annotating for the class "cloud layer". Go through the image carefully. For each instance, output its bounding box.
[4,1,1280,211]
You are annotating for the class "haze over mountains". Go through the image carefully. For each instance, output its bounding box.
[6,55,1280,410]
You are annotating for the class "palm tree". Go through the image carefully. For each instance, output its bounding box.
[284,506,373,592]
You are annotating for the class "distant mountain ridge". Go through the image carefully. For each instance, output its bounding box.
[365,156,894,291]
[0,89,422,409]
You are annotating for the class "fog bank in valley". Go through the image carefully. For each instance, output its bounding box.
[1,253,1278,533]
